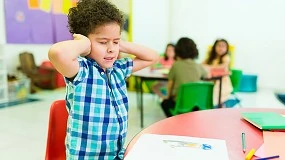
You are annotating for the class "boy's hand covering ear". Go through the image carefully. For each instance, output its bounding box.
[73,34,91,57]
[73,34,88,41]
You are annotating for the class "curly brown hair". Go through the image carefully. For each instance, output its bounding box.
[175,37,198,59]
[68,0,124,36]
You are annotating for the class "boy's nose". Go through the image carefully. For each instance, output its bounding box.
[107,43,114,53]
[107,48,113,53]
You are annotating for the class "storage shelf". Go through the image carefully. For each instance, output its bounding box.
[0,51,8,104]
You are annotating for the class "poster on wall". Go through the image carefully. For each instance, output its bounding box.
[4,0,76,44]
[4,0,131,44]
[52,0,77,42]
[109,0,132,41]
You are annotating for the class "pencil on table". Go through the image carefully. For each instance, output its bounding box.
[245,148,256,160]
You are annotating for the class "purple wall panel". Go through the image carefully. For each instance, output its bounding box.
[53,15,72,43]
[4,0,72,44]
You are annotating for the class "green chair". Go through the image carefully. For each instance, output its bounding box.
[170,81,214,116]
[229,69,243,107]
[230,69,243,93]
[144,80,156,93]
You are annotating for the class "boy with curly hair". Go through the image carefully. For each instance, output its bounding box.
[48,0,159,159]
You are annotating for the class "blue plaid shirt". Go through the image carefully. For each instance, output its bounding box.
[65,57,133,160]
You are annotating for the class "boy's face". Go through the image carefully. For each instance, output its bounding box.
[87,23,121,70]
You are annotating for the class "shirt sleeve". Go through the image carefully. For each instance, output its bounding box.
[168,62,176,81]
[114,57,134,79]
[64,57,89,85]
[199,64,209,78]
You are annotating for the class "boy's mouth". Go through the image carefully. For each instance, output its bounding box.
[104,57,114,61]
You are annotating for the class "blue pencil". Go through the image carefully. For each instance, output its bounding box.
[255,155,280,160]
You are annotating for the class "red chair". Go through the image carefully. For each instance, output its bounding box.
[40,61,66,88]
[19,52,58,90]
[45,100,68,160]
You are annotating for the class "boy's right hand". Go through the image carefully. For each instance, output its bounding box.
[73,34,91,56]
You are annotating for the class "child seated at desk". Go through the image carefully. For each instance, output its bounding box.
[151,43,175,99]
[202,39,233,108]
[161,37,208,117]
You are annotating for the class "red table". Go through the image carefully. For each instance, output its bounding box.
[125,108,285,160]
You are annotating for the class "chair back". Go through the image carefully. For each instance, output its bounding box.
[170,81,214,116]
[19,52,38,76]
[230,69,243,93]
[45,100,68,160]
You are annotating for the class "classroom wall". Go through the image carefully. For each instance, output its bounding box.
[0,0,170,75]
[169,0,285,90]
[132,0,171,54]
[1,0,284,90]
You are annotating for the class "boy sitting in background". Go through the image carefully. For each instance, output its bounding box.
[161,37,208,117]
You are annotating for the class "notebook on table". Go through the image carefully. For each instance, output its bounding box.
[210,67,229,77]
[241,112,285,130]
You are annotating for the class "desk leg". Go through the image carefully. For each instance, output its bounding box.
[218,77,223,108]
[140,78,144,128]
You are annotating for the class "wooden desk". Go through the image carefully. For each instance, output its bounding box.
[124,108,285,160]
[132,68,226,128]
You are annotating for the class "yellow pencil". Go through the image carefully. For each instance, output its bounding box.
[245,148,256,160]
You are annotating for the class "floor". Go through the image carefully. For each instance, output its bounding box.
[0,87,284,160]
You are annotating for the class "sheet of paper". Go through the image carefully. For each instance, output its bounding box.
[152,68,169,75]
[28,0,39,9]
[52,0,62,14]
[62,0,72,15]
[254,144,265,158]
[263,131,285,159]
[39,0,51,12]
[125,134,229,160]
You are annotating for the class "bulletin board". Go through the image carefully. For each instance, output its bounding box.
[4,0,77,44]
[109,0,133,42]
[4,0,132,44]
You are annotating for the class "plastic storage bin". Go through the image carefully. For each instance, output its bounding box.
[239,74,258,92]
[8,79,31,102]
